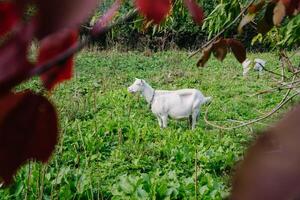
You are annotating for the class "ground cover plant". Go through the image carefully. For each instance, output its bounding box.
[1,0,300,199]
[0,50,299,199]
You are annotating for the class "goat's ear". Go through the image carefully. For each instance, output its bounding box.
[135,77,138,80]
[141,80,145,84]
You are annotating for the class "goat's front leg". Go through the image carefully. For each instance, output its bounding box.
[191,109,200,130]
[161,115,168,128]
[157,116,163,128]
[188,115,192,129]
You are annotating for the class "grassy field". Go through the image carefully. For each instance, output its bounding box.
[1,50,299,199]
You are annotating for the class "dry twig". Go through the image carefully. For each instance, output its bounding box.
[204,76,299,130]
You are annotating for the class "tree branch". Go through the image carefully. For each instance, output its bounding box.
[188,0,256,58]
[205,92,299,130]
[29,9,138,77]
[249,84,300,97]
[29,40,86,77]
[280,50,296,73]
[204,76,299,130]
[258,63,288,79]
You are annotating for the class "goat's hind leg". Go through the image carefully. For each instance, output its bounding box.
[188,115,192,129]
[191,97,203,130]
[161,115,168,128]
[191,109,199,130]
[157,116,163,128]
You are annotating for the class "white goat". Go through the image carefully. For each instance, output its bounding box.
[254,58,266,73]
[128,78,212,129]
[242,58,267,76]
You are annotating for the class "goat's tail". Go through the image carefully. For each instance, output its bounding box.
[204,96,212,104]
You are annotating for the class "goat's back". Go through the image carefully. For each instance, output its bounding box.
[157,89,200,95]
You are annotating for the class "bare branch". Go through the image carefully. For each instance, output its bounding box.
[204,76,299,130]
[259,63,288,79]
[249,84,300,97]
[280,50,296,73]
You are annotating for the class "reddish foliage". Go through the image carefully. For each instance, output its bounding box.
[0,0,297,192]
[0,2,19,37]
[34,0,97,39]
[273,0,286,25]
[257,0,299,29]
[225,39,246,63]
[238,14,255,33]
[0,23,35,95]
[135,0,171,24]
[248,0,265,14]
[37,29,78,90]
[184,0,204,25]
[0,91,58,185]
[0,0,96,185]
[258,1,277,34]
[197,45,212,67]
[239,0,265,33]
[231,104,300,200]
[91,0,122,37]
[212,39,228,61]
[197,38,246,67]
[281,0,300,15]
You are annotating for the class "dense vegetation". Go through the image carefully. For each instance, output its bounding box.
[1,0,299,199]
[1,50,299,199]
[86,0,256,50]
[84,0,300,51]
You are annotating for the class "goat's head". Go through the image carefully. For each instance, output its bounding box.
[128,78,145,93]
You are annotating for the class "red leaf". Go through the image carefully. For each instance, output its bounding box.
[212,39,228,61]
[0,2,19,37]
[238,13,256,33]
[197,45,212,67]
[273,0,286,25]
[238,0,265,33]
[231,104,300,199]
[184,0,205,25]
[258,2,277,34]
[135,0,171,24]
[281,0,300,15]
[91,0,122,37]
[34,0,96,39]
[196,38,246,67]
[225,39,246,63]
[238,1,265,33]
[37,29,78,90]
[248,0,266,14]
[197,39,229,68]
[0,23,35,95]
[0,91,58,185]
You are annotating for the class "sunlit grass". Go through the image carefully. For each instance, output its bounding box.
[1,50,299,199]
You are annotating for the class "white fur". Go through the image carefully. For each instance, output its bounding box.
[242,58,252,76]
[128,78,212,129]
[254,58,266,72]
[242,58,266,76]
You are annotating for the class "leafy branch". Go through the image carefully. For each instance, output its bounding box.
[204,86,299,130]
[204,52,300,130]
[30,9,138,77]
[188,0,256,58]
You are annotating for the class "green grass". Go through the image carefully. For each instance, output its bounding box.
[1,50,299,199]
